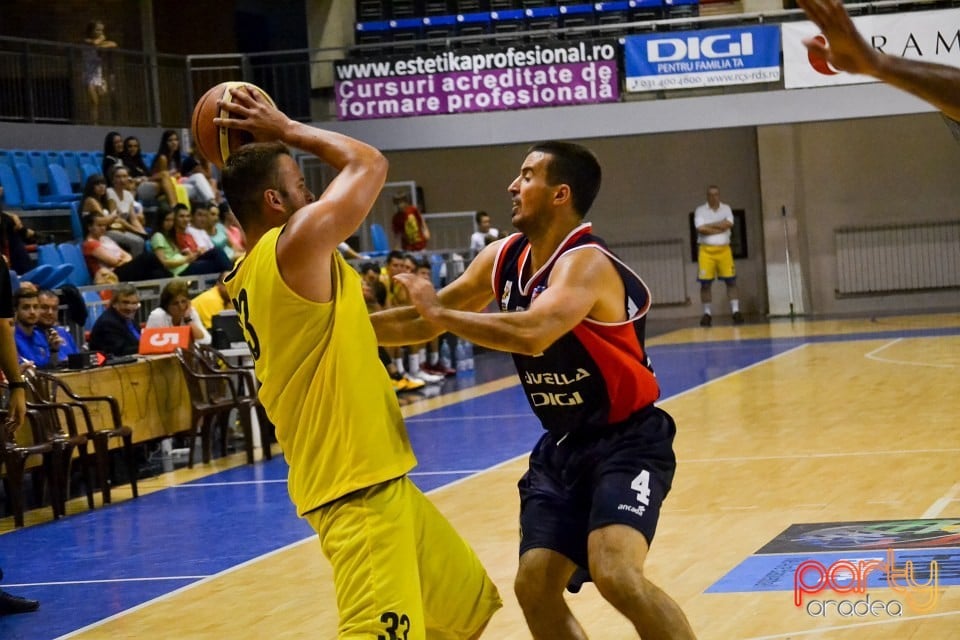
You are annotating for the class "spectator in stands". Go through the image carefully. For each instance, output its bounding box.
[176,205,231,271]
[184,206,214,251]
[193,203,241,261]
[151,130,218,208]
[391,190,430,251]
[101,131,125,178]
[87,283,141,356]
[0,187,37,274]
[191,272,232,330]
[82,173,144,256]
[415,258,455,377]
[382,250,442,385]
[146,279,210,344]
[13,289,56,368]
[106,165,148,239]
[82,212,168,283]
[180,146,222,205]
[37,289,80,361]
[120,135,167,207]
[150,206,230,276]
[470,210,500,256]
[220,203,246,253]
[360,261,387,312]
[82,20,116,125]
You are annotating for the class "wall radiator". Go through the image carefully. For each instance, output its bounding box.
[607,239,689,306]
[835,220,960,296]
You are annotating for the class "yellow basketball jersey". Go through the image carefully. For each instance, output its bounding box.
[224,227,416,515]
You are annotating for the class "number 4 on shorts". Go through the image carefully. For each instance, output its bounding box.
[630,470,651,506]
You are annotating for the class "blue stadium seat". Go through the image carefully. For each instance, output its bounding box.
[27,151,52,195]
[369,222,389,256]
[44,150,63,170]
[77,151,95,168]
[81,163,100,183]
[32,243,75,288]
[61,151,83,188]
[142,152,156,170]
[0,150,14,172]
[13,163,66,209]
[82,289,106,332]
[58,242,92,287]
[47,164,81,202]
[69,201,84,241]
[0,164,25,209]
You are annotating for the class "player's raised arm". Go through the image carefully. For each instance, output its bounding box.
[217,88,387,302]
[798,0,960,121]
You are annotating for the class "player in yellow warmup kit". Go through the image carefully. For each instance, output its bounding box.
[217,87,500,639]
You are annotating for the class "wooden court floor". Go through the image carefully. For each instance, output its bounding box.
[2,312,959,639]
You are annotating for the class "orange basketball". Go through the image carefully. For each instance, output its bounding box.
[191,81,276,169]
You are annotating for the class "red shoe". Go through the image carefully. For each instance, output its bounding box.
[423,362,457,377]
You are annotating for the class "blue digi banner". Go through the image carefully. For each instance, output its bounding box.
[623,25,781,92]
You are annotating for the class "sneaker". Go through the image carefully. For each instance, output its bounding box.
[0,590,39,615]
[423,362,457,377]
[390,376,421,393]
[732,311,745,325]
[412,367,445,384]
[394,374,426,392]
[699,313,712,327]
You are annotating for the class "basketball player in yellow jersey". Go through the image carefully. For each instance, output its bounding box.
[215,87,500,639]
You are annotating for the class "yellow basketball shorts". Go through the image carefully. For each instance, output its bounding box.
[698,244,736,282]
[306,476,502,639]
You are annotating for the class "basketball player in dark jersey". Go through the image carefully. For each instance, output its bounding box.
[374,141,696,639]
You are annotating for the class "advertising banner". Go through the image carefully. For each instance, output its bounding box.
[783,8,960,88]
[623,25,781,91]
[334,41,620,120]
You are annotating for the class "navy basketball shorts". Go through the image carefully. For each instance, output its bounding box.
[517,406,678,572]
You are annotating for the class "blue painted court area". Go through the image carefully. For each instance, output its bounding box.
[1,326,953,639]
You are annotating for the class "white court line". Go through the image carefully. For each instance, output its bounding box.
[660,344,809,405]
[922,481,960,518]
[408,412,533,423]
[865,337,957,369]
[173,479,287,487]
[6,576,207,588]
[55,537,317,639]
[684,447,960,464]
[743,609,960,639]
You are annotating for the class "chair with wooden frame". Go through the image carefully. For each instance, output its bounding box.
[27,370,139,505]
[2,382,95,523]
[174,347,256,467]
[1,404,58,527]
[193,343,274,463]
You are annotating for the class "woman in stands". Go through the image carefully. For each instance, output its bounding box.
[197,202,242,261]
[106,166,148,237]
[81,174,144,256]
[101,131,124,178]
[149,207,229,277]
[81,212,167,283]
[121,135,178,211]
[145,278,210,344]
[150,130,218,208]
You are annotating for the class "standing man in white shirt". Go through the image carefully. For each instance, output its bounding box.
[469,211,499,257]
[694,185,743,327]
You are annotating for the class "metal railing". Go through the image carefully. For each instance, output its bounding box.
[0,0,951,128]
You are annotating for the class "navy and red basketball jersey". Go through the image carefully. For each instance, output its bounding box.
[492,223,660,435]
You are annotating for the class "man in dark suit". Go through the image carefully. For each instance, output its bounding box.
[88,283,141,356]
